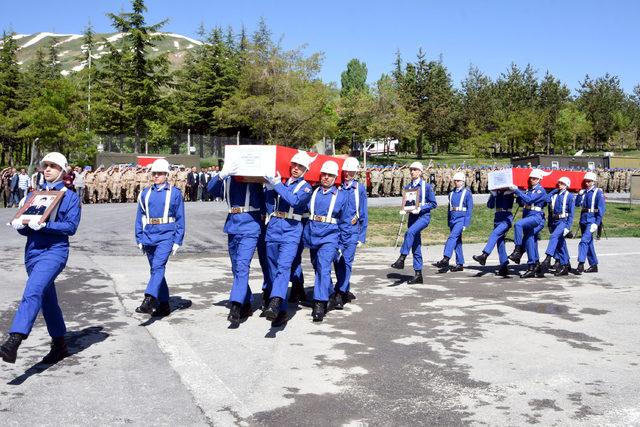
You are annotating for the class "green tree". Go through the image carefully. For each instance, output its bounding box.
[577,73,626,150]
[538,72,570,154]
[555,103,592,153]
[0,32,21,164]
[340,59,368,97]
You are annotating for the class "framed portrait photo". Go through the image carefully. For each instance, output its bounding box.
[13,191,65,225]
[401,188,420,211]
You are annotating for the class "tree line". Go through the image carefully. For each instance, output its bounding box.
[1,0,639,166]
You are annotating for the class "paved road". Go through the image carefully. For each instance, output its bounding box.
[1,203,639,425]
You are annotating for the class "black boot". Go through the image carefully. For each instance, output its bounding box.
[473,252,488,266]
[554,264,570,276]
[434,256,450,268]
[551,259,561,274]
[135,294,157,314]
[332,292,345,310]
[540,255,552,273]
[260,290,270,316]
[345,290,356,303]
[288,281,307,303]
[152,302,171,317]
[585,265,598,273]
[271,310,288,327]
[41,336,69,364]
[312,300,326,322]
[227,302,242,324]
[263,297,282,321]
[391,254,406,269]
[240,303,253,319]
[521,263,537,278]
[0,333,24,364]
[497,264,509,277]
[575,262,585,275]
[534,261,546,278]
[508,246,524,264]
[407,270,423,284]
[450,265,464,272]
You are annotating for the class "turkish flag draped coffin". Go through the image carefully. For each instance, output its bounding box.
[225,145,346,185]
[137,156,163,167]
[512,168,590,191]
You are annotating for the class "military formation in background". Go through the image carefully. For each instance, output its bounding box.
[0,164,637,208]
[363,164,636,198]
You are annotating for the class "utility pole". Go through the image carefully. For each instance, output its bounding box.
[87,49,91,135]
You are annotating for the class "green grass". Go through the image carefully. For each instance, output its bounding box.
[367,202,640,247]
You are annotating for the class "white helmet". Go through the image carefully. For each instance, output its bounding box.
[342,157,359,172]
[453,171,466,181]
[583,171,597,182]
[320,160,339,176]
[40,152,69,171]
[290,152,313,170]
[150,158,170,173]
[558,176,571,187]
[529,169,545,179]
[409,161,424,171]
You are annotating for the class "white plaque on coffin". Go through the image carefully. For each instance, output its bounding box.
[488,168,514,191]
[224,145,276,177]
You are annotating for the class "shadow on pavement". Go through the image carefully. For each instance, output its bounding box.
[386,272,413,286]
[8,326,109,386]
[139,296,192,327]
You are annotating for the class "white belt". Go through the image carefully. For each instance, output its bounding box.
[272,211,309,221]
[582,208,598,213]
[553,213,568,219]
[450,207,467,212]
[524,205,543,212]
[228,207,260,214]
[495,208,512,213]
[147,217,175,225]
[310,215,337,224]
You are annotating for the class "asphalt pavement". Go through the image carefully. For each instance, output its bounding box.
[0,202,639,425]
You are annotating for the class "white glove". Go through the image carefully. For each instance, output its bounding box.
[335,248,343,261]
[578,189,585,195]
[265,182,274,190]
[263,172,281,186]
[509,184,518,191]
[137,243,145,254]
[399,210,407,216]
[589,223,598,234]
[219,161,238,179]
[172,243,180,256]
[462,226,467,232]
[563,228,570,237]
[356,241,363,248]
[11,219,25,230]
[411,208,420,215]
[490,190,497,196]
[28,219,46,231]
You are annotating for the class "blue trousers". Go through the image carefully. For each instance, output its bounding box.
[144,241,172,303]
[334,241,358,294]
[400,214,431,271]
[483,220,511,265]
[443,220,465,265]
[514,215,544,265]
[290,241,305,286]
[228,234,258,305]
[11,251,67,338]
[257,229,271,292]
[578,223,598,265]
[266,240,299,311]
[546,222,570,265]
[310,243,337,302]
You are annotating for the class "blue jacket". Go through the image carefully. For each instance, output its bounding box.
[265,176,313,243]
[17,180,82,259]
[135,184,185,246]
[10,174,18,191]
[575,186,606,225]
[339,179,368,244]
[448,186,473,227]
[208,175,264,236]
[303,185,348,248]
[546,189,575,229]
[514,184,547,217]
[488,190,514,222]
[403,179,437,217]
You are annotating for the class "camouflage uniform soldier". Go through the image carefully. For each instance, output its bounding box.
[480,168,488,193]
[402,164,411,189]
[95,167,109,203]
[443,166,452,194]
[109,166,122,203]
[122,167,136,202]
[392,166,404,196]
[135,167,150,200]
[176,167,188,199]
[624,169,631,192]
[470,168,479,193]
[381,166,393,197]
[435,166,444,195]
[84,171,95,204]
[370,166,382,197]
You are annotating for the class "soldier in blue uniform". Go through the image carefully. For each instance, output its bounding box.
[507,169,548,278]
[332,157,368,310]
[134,158,185,317]
[304,161,349,321]
[1,152,81,364]
[539,177,575,276]
[435,172,474,271]
[574,171,606,274]
[262,152,314,325]
[472,188,515,277]
[207,160,265,326]
[390,162,438,284]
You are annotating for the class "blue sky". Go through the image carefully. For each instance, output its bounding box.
[2,0,639,93]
